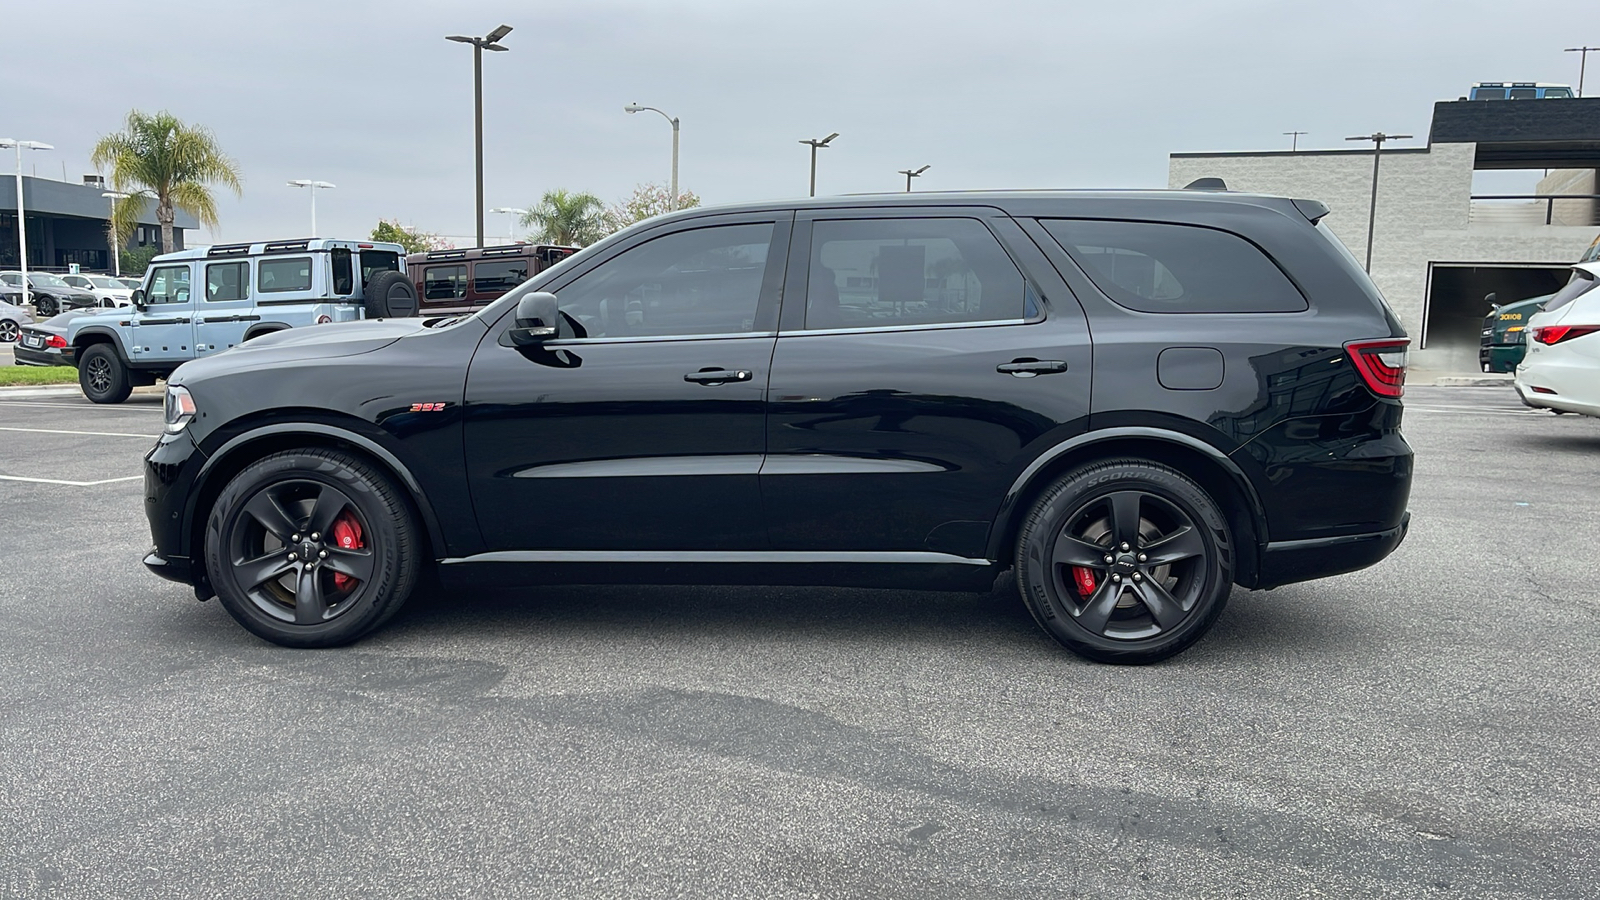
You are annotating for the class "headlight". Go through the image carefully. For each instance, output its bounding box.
[164,385,197,433]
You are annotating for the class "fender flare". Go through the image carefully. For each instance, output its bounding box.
[71,325,133,361]
[185,421,450,563]
[984,426,1270,563]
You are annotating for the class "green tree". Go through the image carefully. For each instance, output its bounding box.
[604,182,701,232]
[119,244,161,277]
[91,110,243,253]
[520,189,609,247]
[371,219,447,254]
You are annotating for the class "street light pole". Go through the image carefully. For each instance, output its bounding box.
[1283,131,1308,152]
[287,180,335,236]
[897,164,930,192]
[1566,46,1599,96]
[446,24,513,248]
[1347,132,1412,273]
[799,133,839,197]
[490,207,529,243]
[624,104,681,210]
[1,138,54,308]
[101,190,131,276]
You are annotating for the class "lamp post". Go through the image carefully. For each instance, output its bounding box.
[897,164,930,192]
[100,190,132,276]
[1,138,54,308]
[446,24,513,248]
[1346,132,1412,273]
[799,133,839,197]
[1283,131,1308,152]
[1566,46,1599,97]
[287,180,335,236]
[490,207,528,243]
[624,103,680,211]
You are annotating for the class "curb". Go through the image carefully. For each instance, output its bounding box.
[0,384,164,399]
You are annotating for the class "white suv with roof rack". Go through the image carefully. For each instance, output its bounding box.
[59,238,417,403]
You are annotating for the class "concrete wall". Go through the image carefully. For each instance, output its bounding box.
[1169,144,1600,372]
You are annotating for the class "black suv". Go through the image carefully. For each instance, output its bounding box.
[143,191,1413,663]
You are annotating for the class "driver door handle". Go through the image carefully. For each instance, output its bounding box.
[997,358,1068,376]
[684,368,753,384]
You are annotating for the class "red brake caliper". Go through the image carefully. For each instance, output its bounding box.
[330,511,364,591]
[1072,566,1098,598]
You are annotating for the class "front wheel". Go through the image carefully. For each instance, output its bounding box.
[77,343,132,404]
[205,449,421,648]
[0,320,19,342]
[1015,459,1233,664]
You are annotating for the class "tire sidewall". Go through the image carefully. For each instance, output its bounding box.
[364,271,417,319]
[1017,461,1232,664]
[78,344,131,404]
[205,450,413,648]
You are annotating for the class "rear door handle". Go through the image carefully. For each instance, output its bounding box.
[997,358,1068,377]
[684,368,753,384]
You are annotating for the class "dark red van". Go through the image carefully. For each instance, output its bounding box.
[408,244,578,315]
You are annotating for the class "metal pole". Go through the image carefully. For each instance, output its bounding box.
[310,186,318,237]
[109,195,119,276]
[670,117,680,211]
[809,144,818,197]
[1365,144,1382,272]
[1568,47,1597,97]
[14,145,29,308]
[473,41,484,248]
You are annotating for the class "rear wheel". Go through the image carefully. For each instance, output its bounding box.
[78,343,132,404]
[205,449,420,648]
[0,320,18,342]
[1015,459,1233,664]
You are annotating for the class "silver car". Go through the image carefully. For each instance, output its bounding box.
[0,297,36,343]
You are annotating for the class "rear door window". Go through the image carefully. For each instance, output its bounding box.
[1041,219,1307,313]
[359,250,399,286]
[473,259,529,293]
[205,261,250,302]
[424,265,467,300]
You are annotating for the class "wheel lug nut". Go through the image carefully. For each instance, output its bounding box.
[1132,573,1142,582]
[287,553,297,561]
[291,534,301,542]
[1138,553,1147,562]
[1119,542,1129,551]
[319,550,328,558]
[310,532,320,541]
[1111,574,1121,583]
[1103,554,1114,564]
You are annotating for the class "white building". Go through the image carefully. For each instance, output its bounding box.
[1169,99,1600,373]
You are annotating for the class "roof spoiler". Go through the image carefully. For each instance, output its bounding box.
[1291,198,1330,224]
[1183,177,1228,191]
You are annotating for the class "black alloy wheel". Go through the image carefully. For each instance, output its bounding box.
[1016,459,1232,664]
[205,449,420,648]
[77,343,132,404]
[0,320,18,342]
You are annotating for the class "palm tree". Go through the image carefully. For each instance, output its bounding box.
[520,189,609,247]
[91,110,243,253]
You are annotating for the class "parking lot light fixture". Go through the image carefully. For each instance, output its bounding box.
[898,164,931,192]
[490,206,529,243]
[446,24,513,248]
[1,138,54,308]
[1346,132,1413,273]
[799,133,840,197]
[287,180,335,237]
[100,190,132,275]
[625,104,681,211]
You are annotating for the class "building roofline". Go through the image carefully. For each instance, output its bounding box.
[1170,147,1435,160]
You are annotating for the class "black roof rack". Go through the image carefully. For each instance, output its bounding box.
[262,239,311,254]
[207,243,252,257]
[425,249,467,260]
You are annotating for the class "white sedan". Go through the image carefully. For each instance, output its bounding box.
[59,273,133,306]
[1516,260,1600,417]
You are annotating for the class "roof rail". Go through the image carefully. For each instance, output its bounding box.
[263,239,311,253]
[425,249,467,260]
[207,243,252,257]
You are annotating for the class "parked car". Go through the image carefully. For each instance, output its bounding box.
[408,243,578,315]
[14,308,120,366]
[1515,261,1600,416]
[1480,292,1549,373]
[142,190,1414,663]
[60,273,134,306]
[65,238,415,404]
[116,277,143,291]
[0,298,35,343]
[0,271,99,317]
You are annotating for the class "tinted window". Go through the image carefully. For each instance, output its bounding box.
[360,250,399,286]
[1509,88,1537,100]
[1475,88,1507,100]
[555,223,773,338]
[259,257,312,293]
[1541,269,1597,314]
[1042,219,1307,313]
[146,266,192,304]
[1544,88,1572,98]
[474,259,529,293]
[331,248,353,295]
[424,265,467,300]
[205,261,250,302]
[806,218,1025,330]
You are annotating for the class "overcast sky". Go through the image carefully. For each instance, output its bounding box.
[5,0,1592,245]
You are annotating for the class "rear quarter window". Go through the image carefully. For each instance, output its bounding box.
[1041,219,1308,314]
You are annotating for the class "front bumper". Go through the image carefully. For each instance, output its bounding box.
[143,427,209,593]
[1256,513,1410,589]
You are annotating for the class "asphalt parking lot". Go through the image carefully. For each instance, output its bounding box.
[1,385,1596,899]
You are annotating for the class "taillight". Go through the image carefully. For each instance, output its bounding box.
[1344,338,1409,398]
[1531,325,1600,345]
[45,334,67,349]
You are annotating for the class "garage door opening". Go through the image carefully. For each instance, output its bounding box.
[1421,263,1571,371]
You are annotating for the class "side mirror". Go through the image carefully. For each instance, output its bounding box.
[508,292,560,346]
[130,289,146,310]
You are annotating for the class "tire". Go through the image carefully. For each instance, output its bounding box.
[0,320,18,342]
[34,296,60,318]
[1015,459,1233,664]
[363,271,418,319]
[77,343,132,404]
[204,449,421,648]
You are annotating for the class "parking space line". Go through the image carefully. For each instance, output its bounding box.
[0,426,156,439]
[0,401,161,412]
[0,474,142,486]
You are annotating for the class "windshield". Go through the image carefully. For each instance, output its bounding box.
[32,274,70,288]
[89,276,124,289]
